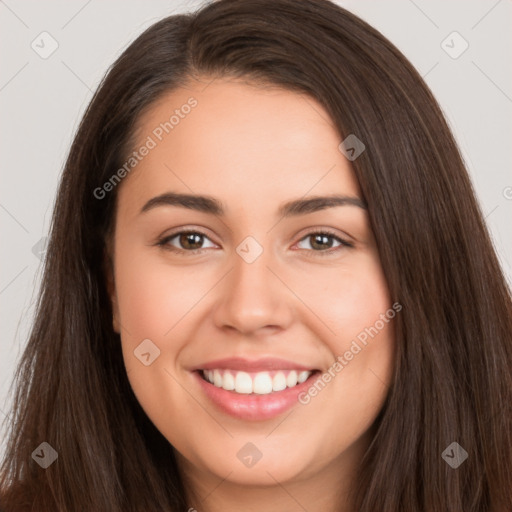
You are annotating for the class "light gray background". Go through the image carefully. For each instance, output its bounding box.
[1,0,511,457]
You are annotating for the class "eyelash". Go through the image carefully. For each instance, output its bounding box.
[156,228,354,256]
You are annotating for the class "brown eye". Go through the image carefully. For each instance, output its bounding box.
[308,233,335,250]
[296,231,353,254]
[178,232,205,250]
[157,230,217,253]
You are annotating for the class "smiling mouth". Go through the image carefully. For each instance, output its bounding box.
[198,368,320,395]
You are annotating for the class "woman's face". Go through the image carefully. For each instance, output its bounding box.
[109,77,395,493]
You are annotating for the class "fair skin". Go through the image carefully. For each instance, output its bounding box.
[108,76,395,512]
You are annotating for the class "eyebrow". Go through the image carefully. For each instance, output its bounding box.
[140,192,367,217]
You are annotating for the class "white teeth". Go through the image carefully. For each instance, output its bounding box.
[272,372,287,391]
[213,369,223,387]
[286,370,298,387]
[202,369,313,395]
[253,372,273,394]
[297,371,310,384]
[235,371,253,394]
[222,371,235,391]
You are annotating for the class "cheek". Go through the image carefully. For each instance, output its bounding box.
[114,249,209,338]
[287,251,392,342]
[286,251,395,413]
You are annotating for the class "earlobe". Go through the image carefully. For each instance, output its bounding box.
[112,311,120,334]
[103,247,120,334]
[111,293,121,334]
[109,277,121,334]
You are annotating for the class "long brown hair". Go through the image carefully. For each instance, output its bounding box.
[1,0,511,510]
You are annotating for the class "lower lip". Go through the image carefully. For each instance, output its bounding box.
[193,370,319,421]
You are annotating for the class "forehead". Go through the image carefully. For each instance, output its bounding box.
[118,77,361,216]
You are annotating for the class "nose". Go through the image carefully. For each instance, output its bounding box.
[212,243,294,336]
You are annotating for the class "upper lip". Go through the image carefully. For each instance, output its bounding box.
[192,357,318,372]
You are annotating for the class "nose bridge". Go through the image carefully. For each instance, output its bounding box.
[233,236,273,294]
[213,234,292,334]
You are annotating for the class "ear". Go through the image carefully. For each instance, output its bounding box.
[103,243,120,334]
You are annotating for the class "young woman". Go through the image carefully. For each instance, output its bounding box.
[1,0,511,510]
